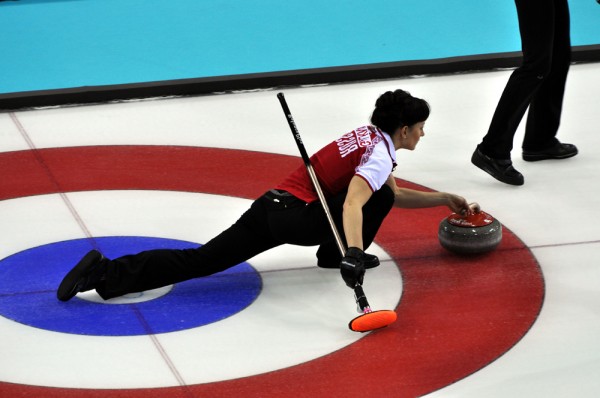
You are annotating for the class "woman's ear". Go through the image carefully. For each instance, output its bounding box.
[399,125,408,138]
[393,125,407,137]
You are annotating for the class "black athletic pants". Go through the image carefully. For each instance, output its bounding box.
[96,185,395,299]
[478,0,571,159]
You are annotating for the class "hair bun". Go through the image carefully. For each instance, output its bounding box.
[375,89,411,109]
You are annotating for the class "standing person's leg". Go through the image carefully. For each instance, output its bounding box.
[472,0,554,185]
[479,0,555,158]
[58,195,283,301]
[522,0,577,160]
[315,185,395,268]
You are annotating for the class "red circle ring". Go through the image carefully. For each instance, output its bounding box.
[0,146,544,398]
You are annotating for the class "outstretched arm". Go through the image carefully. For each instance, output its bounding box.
[385,174,472,214]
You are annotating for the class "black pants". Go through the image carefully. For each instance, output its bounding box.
[479,0,571,159]
[96,185,395,299]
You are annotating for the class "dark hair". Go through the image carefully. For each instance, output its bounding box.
[370,89,430,134]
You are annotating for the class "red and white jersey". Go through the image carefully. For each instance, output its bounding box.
[276,125,396,203]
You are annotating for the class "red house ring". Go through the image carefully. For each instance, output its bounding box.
[0,145,544,398]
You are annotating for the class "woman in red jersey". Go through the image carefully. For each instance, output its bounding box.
[58,89,474,301]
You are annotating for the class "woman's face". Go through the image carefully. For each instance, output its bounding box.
[402,121,426,150]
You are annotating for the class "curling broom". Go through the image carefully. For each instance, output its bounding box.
[276,92,397,333]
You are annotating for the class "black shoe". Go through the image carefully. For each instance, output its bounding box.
[522,142,578,161]
[318,252,380,269]
[471,148,524,186]
[57,250,107,302]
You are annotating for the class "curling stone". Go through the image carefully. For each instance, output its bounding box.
[438,209,502,254]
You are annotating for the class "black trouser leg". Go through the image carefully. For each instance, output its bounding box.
[479,0,569,159]
[96,196,282,299]
[523,0,571,151]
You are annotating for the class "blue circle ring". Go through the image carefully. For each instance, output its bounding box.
[0,235,262,336]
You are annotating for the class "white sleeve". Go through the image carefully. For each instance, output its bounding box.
[355,143,394,192]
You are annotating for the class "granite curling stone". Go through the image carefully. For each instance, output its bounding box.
[438,209,502,254]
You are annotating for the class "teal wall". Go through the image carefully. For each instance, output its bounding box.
[1,0,598,94]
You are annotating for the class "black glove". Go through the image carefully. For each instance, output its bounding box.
[340,247,366,288]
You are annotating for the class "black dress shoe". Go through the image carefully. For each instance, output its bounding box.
[522,142,578,161]
[318,252,380,269]
[57,250,107,301]
[471,148,524,186]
